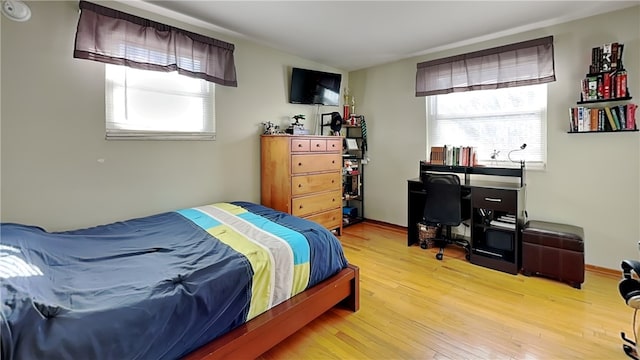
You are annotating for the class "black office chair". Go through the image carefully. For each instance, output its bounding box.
[422,173,470,261]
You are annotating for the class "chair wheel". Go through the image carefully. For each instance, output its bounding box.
[436,253,443,260]
[420,242,427,249]
[465,254,470,261]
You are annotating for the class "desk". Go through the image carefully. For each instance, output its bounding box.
[408,163,525,275]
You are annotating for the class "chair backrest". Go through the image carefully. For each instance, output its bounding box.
[422,173,462,226]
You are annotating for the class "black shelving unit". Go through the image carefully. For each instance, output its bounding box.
[320,113,365,228]
[342,124,364,228]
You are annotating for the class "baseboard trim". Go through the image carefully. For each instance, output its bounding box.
[358,219,621,277]
[585,264,620,278]
[360,218,406,232]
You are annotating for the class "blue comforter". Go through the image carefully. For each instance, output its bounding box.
[0,201,348,359]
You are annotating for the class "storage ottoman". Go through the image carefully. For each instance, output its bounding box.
[521,220,585,289]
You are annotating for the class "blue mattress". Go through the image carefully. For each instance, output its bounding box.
[0,201,348,359]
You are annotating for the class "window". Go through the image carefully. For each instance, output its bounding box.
[105,64,215,140]
[427,84,547,168]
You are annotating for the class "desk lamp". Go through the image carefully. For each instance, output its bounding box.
[508,143,527,165]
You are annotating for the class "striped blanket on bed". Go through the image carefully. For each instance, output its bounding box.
[0,201,348,360]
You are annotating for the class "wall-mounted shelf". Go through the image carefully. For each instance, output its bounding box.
[568,129,638,134]
[577,96,632,105]
[570,42,636,133]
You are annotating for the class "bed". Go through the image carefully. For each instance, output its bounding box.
[0,201,359,359]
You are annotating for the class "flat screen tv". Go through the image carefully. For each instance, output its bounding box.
[289,67,341,106]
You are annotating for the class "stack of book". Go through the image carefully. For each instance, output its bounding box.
[569,103,637,132]
[489,215,516,230]
[429,145,477,166]
[581,42,628,102]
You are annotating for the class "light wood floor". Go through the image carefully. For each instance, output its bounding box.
[259,221,635,359]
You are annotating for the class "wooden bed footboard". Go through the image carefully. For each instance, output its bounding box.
[183,264,360,360]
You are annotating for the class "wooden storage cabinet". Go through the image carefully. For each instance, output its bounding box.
[261,135,342,234]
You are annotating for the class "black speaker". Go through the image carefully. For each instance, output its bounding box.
[619,260,640,309]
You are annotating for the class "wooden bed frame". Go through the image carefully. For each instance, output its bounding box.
[183,264,360,359]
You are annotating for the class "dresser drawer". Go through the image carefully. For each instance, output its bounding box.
[304,208,342,230]
[292,190,341,217]
[291,139,310,152]
[292,172,341,196]
[291,154,341,174]
[310,139,327,151]
[326,138,342,152]
[472,188,517,212]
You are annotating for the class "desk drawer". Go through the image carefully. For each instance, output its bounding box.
[292,190,341,217]
[472,188,516,212]
[292,172,341,196]
[291,154,341,174]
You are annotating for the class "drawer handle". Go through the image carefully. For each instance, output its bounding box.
[299,205,303,209]
[331,144,336,148]
[332,198,336,202]
[332,160,335,164]
[331,179,335,183]
[298,162,302,166]
[298,184,302,188]
[298,144,302,147]
[484,197,502,203]
[316,143,320,147]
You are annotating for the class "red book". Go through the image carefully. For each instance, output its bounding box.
[620,71,627,97]
[627,104,638,130]
[603,73,611,99]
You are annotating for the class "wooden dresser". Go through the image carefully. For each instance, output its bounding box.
[261,135,343,235]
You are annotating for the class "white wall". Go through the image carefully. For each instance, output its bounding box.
[351,6,640,270]
[0,1,345,231]
[2,2,638,270]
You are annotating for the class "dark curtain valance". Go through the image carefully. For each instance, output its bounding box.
[74,1,237,87]
[415,36,555,97]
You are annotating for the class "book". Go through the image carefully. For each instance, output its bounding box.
[590,47,599,73]
[611,106,621,129]
[498,215,516,223]
[604,106,618,130]
[577,107,584,131]
[619,71,627,97]
[590,107,598,131]
[429,146,445,165]
[587,76,598,100]
[601,43,612,71]
[603,72,611,99]
[617,43,625,69]
[489,220,516,230]
[628,104,638,130]
[617,105,627,129]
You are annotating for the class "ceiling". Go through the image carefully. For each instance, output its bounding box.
[132,1,639,71]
